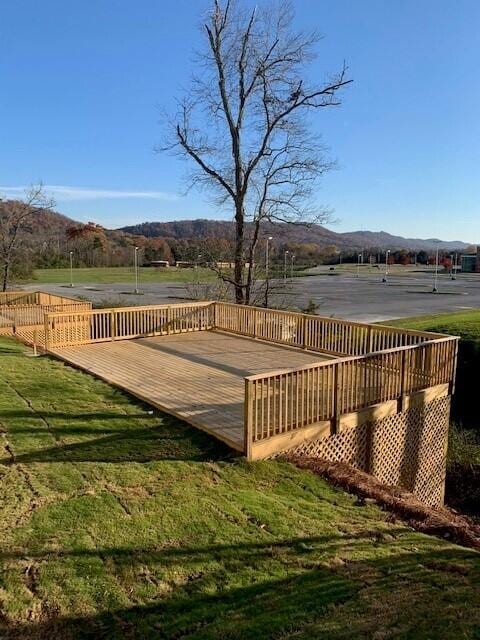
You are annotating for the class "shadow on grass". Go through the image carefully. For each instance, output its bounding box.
[0,414,234,464]
[0,537,478,640]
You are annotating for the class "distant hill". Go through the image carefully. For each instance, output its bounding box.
[2,204,470,253]
[119,219,470,252]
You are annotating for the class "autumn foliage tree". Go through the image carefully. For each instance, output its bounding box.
[0,185,54,291]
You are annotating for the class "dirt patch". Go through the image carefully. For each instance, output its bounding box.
[288,456,480,551]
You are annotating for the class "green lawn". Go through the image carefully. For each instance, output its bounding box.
[0,336,479,639]
[385,308,480,340]
[29,266,219,285]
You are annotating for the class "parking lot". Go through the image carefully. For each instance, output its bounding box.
[25,268,480,323]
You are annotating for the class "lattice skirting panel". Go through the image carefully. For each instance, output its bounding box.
[284,395,451,507]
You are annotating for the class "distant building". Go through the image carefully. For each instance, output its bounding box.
[460,247,480,273]
[148,260,170,268]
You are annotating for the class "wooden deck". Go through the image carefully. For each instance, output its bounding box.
[50,330,332,451]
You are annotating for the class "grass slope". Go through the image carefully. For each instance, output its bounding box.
[0,336,479,639]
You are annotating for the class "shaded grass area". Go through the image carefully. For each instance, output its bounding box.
[0,337,479,639]
[387,310,480,519]
[28,266,219,285]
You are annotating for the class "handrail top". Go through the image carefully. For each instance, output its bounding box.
[0,290,87,306]
[244,335,459,382]
[45,300,213,318]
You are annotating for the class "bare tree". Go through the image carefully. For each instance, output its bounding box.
[162,0,351,304]
[0,184,54,291]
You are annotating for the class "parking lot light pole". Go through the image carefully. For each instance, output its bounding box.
[134,246,139,294]
[382,250,390,282]
[69,251,74,288]
[357,253,361,278]
[433,245,439,293]
[290,253,295,279]
[451,253,457,280]
[265,237,273,280]
[284,250,289,282]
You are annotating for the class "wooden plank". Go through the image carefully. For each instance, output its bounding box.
[249,420,331,460]
[49,331,330,454]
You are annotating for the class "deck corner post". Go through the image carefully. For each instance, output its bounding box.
[450,337,459,395]
[211,302,217,329]
[244,378,254,460]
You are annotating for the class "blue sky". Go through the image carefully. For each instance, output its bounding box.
[1,0,479,241]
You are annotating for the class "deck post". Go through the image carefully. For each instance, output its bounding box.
[301,314,307,349]
[166,306,171,335]
[399,349,407,411]
[367,326,374,354]
[244,378,254,460]
[44,315,50,351]
[110,311,116,341]
[332,363,342,434]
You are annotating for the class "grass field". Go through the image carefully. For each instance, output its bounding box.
[29,265,311,285]
[29,266,219,285]
[386,308,480,339]
[0,336,479,639]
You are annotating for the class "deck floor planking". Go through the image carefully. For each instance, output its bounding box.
[50,330,332,451]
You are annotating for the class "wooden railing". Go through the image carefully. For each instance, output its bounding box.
[44,302,213,348]
[214,302,441,356]
[41,299,458,459]
[0,292,92,329]
[0,291,39,306]
[243,336,458,456]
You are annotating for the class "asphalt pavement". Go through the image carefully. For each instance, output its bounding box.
[24,269,480,323]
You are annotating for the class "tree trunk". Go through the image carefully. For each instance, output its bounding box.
[245,219,261,306]
[233,202,245,304]
[2,261,10,292]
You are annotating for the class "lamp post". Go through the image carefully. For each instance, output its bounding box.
[134,246,139,294]
[265,236,273,280]
[451,252,457,280]
[357,253,361,278]
[290,253,295,279]
[433,245,439,292]
[284,250,289,282]
[69,251,74,288]
[383,250,390,282]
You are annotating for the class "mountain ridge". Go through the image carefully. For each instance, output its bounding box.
[118,219,471,252]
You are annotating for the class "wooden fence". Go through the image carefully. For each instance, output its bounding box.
[44,302,213,348]
[0,291,39,306]
[0,291,92,330]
